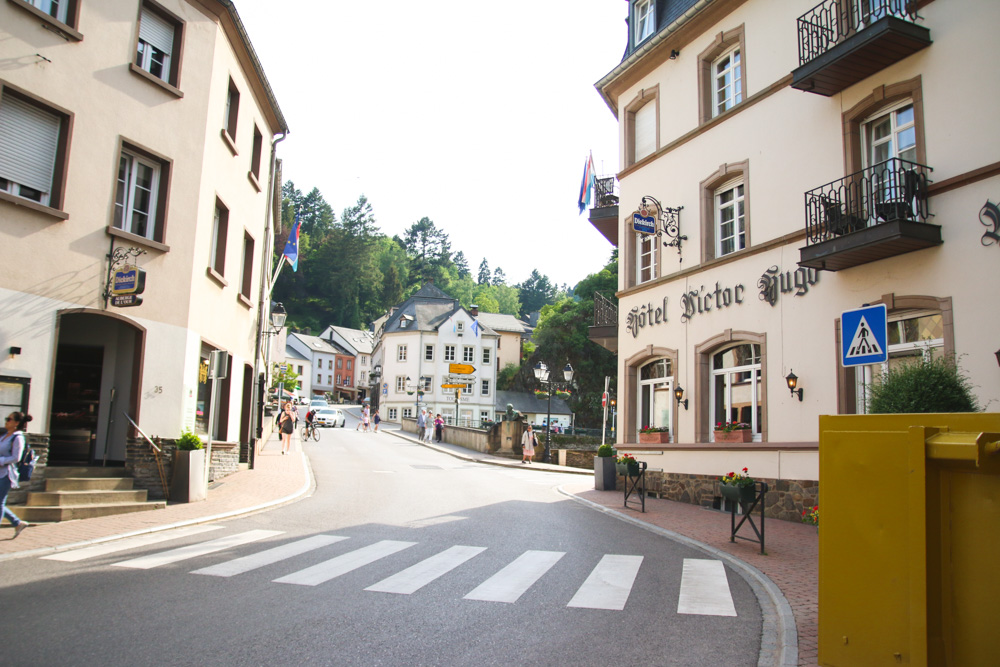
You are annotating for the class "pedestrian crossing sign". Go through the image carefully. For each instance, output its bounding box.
[841,304,888,367]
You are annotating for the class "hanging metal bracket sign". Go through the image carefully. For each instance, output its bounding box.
[104,246,147,308]
[634,196,687,262]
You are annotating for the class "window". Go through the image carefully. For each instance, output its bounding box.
[297,366,302,375]
[239,232,254,301]
[633,0,655,45]
[336,374,341,386]
[444,345,456,362]
[481,379,490,396]
[249,125,263,187]
[624,87,658,167]
[397,345,407,362]
[316,373,321,383]
[482,348,491,365]
[328,360,332,370]
[403,408,413,419]
[864,102,916,168]
[480,411,490,423]
[457,321,465,334]
[463,346,475,363]
[710,344,761,441]
[715,181,745,257]
[0,89,69,210]
[420,376,432,392]
[209,200,228,278]
[425,344,434,361]
[135,4,181,87]
[327,375,332,385]
[12,0,81,36]
[337,359,343,369]
[637,233,658,284]
[698,26,746,124]
[223,78,240,142]
[114,145,169,243]
[395,376,407,392]
[638,359,673,440]
[347,360,353,371]
[388,408,398,420]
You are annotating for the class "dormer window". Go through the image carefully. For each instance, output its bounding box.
[634,0,655,46]
[457,321,465,333]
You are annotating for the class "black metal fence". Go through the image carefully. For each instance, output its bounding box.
[804,157,932,245]
[797,0,918,65]
[594,176,619,208]
[593,291,618,327]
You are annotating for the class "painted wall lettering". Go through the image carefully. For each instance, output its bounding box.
[757,266,820,306]
[680,282,744,323]
[627,297,669,338]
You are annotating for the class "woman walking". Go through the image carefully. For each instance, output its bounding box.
[372,410,381,433]
[0,411,31,537]
[520,424,537,464]
[278,402,295,454]
[434,414,444,442]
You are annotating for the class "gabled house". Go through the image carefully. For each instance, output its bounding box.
[320,325,374,402]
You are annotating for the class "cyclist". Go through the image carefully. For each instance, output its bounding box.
[304,408,317,436]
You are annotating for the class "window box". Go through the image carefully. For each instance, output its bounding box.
[714,430,752,443]
[639,432,671,444]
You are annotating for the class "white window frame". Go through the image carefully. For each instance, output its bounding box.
[136,5,175,83]
[444,345,456,362]
[636,232,658,284]
[457,321,465,334]
[633,0,654,45]
[0,92,62,207]
[397,345,407,362]
[855,312,943,414]
[420,376,432,392]
[395,376,407,393]
[481,379,490,396]
[210,202,227,275]
[31,0,69,23]
[634,101,656,162]
[482,348,491,365]
[712,45,742,117]
[424,344,434,361]
[463,346,475,363]
[114,150,160,240]
[403,407,413,419]
[388,408,398,420]
[637,359,673,439]
[480,410,490,423]
[715,180,745,258]
[710,345,761,442]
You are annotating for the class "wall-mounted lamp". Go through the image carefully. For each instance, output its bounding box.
[269,302,287,332]
[785,370,804,402]
[9,346,21,358]
[669,49,680,59]
[674,384,688,410]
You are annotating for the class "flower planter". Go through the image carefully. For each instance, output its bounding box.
[594,456,617,491]
[639,432,671,444]
[720,484,757,506]
[714,429,752,443]
[615,461,641,477]
[170,449,207,503]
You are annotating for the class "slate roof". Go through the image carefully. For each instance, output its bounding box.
[474,312,525,334]
[326,325,374,354]
[494,390,571,416]
[289,332,346,355]
[382,283,498,337]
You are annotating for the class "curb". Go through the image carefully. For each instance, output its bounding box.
[557,486,799,667]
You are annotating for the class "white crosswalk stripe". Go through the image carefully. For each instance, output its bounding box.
[273,540,416,587]
[191,535,348,577]
[366,545,486,595]
[567,554,643,610]
[41,525,225,562]
[464,550,565,603]
[112,530,283,570]
[677,558,737,616]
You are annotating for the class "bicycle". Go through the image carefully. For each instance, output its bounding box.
[301,422,320,442]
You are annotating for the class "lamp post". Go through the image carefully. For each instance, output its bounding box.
[533,361,574,463]
[252,301,286,468]
[369,364,382,412]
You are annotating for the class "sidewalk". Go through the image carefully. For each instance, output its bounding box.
[0,428,311,561]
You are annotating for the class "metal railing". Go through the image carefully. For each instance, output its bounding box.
[804,157,932,245]
[593,291,618,327]
[123,412,169,501]
[797,0,919,66]
[594,176,619,208]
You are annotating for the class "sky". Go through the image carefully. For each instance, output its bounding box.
[233,0,625,289]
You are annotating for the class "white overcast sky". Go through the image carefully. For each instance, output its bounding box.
[234,0,625,289]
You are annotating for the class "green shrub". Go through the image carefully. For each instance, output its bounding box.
[866,354,980,414]
[597,444,615,457]
[176,428,204,451]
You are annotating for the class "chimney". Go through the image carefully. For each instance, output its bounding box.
[470,304,479,316]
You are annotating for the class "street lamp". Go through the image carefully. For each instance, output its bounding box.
[533,361,574,463]
[369,363,382,411]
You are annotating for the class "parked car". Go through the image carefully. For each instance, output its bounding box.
[309,399,328,411]
[314,408,345,428]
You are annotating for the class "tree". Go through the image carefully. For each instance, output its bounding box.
[402,217,451,287]
[477,259,490,285]
[270,366,300,394]
[453,251,470,279]
[492,267,507,286]
[493,284,521,316]
[298,187,336,236]
[517,269,557,318]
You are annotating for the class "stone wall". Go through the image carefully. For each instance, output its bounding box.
[126,437,241,501]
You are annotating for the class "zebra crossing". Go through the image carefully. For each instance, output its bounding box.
[41,528,740,615]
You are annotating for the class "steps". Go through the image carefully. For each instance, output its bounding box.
[15,467,166,522]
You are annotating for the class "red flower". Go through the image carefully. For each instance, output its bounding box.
[742,467,748,473]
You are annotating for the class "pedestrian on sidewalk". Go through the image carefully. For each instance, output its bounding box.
[417,408,427,440]
[357,404,370,432]
[0,411,32,537]
[278,403,295,454]
[520,424,537,464]
[423,410,434,443]
[372,410,380,433]
[434,414,444,442]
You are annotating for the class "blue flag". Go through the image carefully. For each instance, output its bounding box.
[471,320,480,337]
[283,216,300,272]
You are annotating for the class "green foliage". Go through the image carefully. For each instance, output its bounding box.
[477,259,490,285]
[176,428,204,451]
[517,269,556,318]
[866,353,980,414]
[497,363,520,391]
[271,366,300,393]
[597,443,615,457]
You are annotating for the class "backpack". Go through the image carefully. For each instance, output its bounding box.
[18,443,36,482]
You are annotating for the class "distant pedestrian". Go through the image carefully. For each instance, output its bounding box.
[424,410,434,442]
[417,408,427,440]
[372,410,381,433]
[278,402,295,454]
[521,424,537,464]
[434,414,444,442]
[0,412,31,538]
[357,404,370,432]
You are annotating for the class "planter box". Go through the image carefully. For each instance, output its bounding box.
[615,461,641,477]
[714,429,752,443]
[639,432,671,444]
[170,449,207,503]
[594,456,617,491]
[720,484,757,506]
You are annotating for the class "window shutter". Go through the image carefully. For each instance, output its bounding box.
[0,94,59,195]
[139,7,174,55]
[634,102,656,162]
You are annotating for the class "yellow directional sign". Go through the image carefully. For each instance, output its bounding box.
[448,363,476,375]
[441,383,465,389]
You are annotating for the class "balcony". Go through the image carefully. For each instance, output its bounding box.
[799,158,940,271]
[792,0,931,96]
[588,176,619,246]
[589,291,618,352]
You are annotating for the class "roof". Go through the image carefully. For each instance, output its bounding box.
[289,332,346,356]
[285,346,309,361]
[325,325,374,354]
[381,283,497,337]
[495,390,572,417]
[475,312,526,334]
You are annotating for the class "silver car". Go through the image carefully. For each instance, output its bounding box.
[314,408,345,428]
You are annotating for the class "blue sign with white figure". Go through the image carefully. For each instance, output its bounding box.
[841,304,888,367]
[632,212,656,235]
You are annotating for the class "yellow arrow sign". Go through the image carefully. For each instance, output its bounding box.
[441,383,465,389]
[448,363,476,374]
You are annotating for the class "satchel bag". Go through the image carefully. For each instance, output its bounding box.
[18,444,36,482]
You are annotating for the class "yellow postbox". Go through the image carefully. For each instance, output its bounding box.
[818,414,1000,666]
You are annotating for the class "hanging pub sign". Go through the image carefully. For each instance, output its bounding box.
[632,198,659,235]
[111,265,146,296]
[111,294,142,307]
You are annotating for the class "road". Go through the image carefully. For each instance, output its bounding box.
[0,411,764,666]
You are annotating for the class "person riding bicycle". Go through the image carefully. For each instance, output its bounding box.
[305,408,317,432]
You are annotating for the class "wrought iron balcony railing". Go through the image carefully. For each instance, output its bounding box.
[594,176,619,209]
[593,291,618,327]
[797,0,918,66]
[804,157,932,245]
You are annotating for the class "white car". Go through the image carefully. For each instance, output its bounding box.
[314,408,345,428]
[309,399,329,411]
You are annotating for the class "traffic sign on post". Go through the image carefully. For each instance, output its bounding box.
[448,363,476,375]
[441,383,465,389]
[841,304,888,367]
[602,392,608,408]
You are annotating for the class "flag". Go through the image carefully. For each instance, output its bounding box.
[471,320,480,337]
[283,215,301,272]
[577,152,596,214]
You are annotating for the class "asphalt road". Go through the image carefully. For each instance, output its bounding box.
[0,413,763,666]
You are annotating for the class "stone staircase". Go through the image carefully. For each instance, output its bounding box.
[16,467,166,522]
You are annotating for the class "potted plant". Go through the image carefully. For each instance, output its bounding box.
[714,421,752,443]
[534,389,549,398]
[615,453,641,477]
[802,504,819,531]
[170,428,207,503]
[554,389,572,400]
[719,467,757,506]
[594,443,617,491]
[638,425,671,444]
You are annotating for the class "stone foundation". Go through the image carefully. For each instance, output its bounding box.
[125,437,241,501]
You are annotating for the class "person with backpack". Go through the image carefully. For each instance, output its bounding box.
[0,411,32,538]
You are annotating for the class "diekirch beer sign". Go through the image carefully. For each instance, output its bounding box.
[110,264,146,307]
